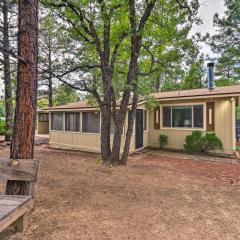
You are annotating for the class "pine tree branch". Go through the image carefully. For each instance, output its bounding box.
[0,45,27,63]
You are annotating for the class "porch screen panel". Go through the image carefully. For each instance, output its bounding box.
[51,113,64,130]
[39,113,48,122]
[65,113,80,132]
[82,112,100,133]
[172,106,192,128]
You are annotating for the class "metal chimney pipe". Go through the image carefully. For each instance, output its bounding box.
[207,62,215,90]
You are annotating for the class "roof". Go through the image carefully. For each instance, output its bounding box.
[152,85,240,100]
[45,85,240,111]
[46,101,94,110]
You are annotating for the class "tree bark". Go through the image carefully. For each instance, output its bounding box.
[47,36,53,107]
[120,91,138,164]
[100,103,111,163]
[111,123,123,164]
[100,68,112,163]
[6,0,38,195]
[3,0,14,142]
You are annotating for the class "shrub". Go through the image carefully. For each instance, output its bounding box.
[184,131,203,152]
[159,135,168,148]
[184,131,223,153]
[0,120,5,135]
[203,132,223,151]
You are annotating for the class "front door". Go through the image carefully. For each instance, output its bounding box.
[135,109,144,149]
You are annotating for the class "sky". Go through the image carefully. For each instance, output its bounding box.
[191,0,226,57]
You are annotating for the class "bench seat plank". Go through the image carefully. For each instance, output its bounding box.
[0,195,33,233]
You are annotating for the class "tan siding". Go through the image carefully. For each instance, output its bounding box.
[144,132,148,148]
[38,122,49,134]
[148,98,235,154]
[148,109,193,149]
[48,99,235,155]
[49,104,148,154]
[49,131,136,154]
[215,99,234,153]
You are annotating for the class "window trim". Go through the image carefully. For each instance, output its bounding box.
[160,102,206,130]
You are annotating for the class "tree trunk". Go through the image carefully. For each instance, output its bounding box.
[100,102,111,163]
[111,120,124,164]
[100,69,112,163]
[111,0,156,165]
[48,76,53,107]
[120,91,138,164]
[48,37,53,107]
[6,0,38,195]
[3,0,14,142]
[111,48,139,165]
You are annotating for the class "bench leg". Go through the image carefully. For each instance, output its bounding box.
[16,214,28,232]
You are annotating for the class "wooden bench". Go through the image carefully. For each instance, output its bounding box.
[0,158,39,233]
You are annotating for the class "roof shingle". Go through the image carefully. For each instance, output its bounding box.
[46,85,240,110]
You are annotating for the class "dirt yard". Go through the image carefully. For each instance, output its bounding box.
[1,146,240,240]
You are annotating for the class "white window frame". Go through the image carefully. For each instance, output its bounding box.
[160,102,206,131]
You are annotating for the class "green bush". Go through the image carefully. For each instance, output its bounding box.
[0,120,5,135]
[184,131,203,152]
[184,131,223,153]
[159,135,168,148]
[203,132,223,152]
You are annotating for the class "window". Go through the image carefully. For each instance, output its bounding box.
[51,113,63,130]
[172,106,192,128]
[162,105,203,129]
[193,105,203,128]
[163,107,171,127]
[82,112,100,133]
[39,113,48,122]
[144,110,147,131]
[65,113,80,132]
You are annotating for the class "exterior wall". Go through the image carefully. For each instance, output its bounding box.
[215,98,235,153]
[38,121,49,134]
[48,97,236,155]
[50,131,136,153]
[148,97,236,154]
[49,104,149,153]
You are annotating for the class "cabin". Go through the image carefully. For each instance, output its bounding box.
[37,64,240,155]
[37,84,240,156]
